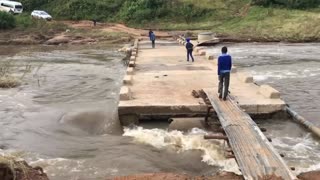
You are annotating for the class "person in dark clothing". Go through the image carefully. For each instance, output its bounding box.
[185,38,194,62]
[92,19,97,26]
[149,30,153,38]
[149,31,156,48]
[218,46,232,101]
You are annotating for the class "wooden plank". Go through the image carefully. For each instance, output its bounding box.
[203,88,296,180]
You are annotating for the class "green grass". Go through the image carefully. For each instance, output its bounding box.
[0,11,16,29]
[136,1,320,42]
[214,7,320,41]
[15,14,68,32]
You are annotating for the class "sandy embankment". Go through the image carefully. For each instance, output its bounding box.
[0,21,173,46]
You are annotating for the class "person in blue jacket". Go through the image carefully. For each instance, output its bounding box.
[149,31,156,48]
[185,38,194,62]
[218,46,232,101]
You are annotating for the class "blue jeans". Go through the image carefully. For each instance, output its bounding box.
[187,50,194,62]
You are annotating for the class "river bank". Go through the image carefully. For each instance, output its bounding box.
[0,22,132,46]
[0,158,49,180]
[1,19,319,47]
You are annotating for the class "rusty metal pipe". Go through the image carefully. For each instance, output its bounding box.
[226,154,235,159]
[204,134,228,140]
[286,106,320,138]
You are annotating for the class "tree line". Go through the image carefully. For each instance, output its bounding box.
[1,0,319,30]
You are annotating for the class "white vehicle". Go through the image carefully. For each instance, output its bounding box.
[0,0,23,14]
[31,10,52,21]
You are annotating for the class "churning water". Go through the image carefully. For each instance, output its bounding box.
[0,43,319,179]
[210,43,320,174]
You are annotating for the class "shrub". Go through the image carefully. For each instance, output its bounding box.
[0,12,16,29]
[15,0,213,23]
[15,14,34,28]
[176,3,209,24]
[49,0,125,21]
[20,0,49,11]
[0,61,21,88]
[0,76,21,88]
[119,0,167,23]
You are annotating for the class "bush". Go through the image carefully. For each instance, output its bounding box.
[119,0,210,24]
[15,14,34,28]
[176,3,210,24]
[119,0,167,23]
[14,14,68,34]
[0,12,16,29]
[49,0,125,21]
[0,61,21,88]
[20,0,49,11]
[251,0,320,9]
[16,0,212,23]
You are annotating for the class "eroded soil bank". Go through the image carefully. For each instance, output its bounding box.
[0,21,170,46]
[0,160,48,180]
[3,20,317,48]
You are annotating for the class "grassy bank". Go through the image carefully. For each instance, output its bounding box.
[124,0,320,42]
[150,6,320,42]
[215,7,320,42]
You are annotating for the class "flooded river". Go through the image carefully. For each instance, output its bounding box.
[211,43,320,173]
[0,43,319,179]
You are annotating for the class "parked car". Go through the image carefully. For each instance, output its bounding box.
[0,0,23,14]
[31,10,52,21]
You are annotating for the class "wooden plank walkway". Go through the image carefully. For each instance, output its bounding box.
[203,88,296,180]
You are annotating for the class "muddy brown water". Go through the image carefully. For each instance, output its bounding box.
[0,43,319,179]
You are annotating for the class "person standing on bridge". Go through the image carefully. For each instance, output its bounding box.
[149,30,156,48]
[218,46,232,101]
[185,38,194,62]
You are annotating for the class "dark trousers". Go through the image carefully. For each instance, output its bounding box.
[187,50,194,62]
[218,72,230,99]
[152,40,155,48]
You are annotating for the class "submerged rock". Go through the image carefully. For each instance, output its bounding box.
[45,35,70,45]
[298,170,320,180]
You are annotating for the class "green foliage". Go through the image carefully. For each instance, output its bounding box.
[251,0,320,9]
[119,0,211,24]
[18,0,212,23]
[15,14,34,28]
[19,0,49,11]
[13,14,68,34]
[176,3,210,24]
[119,0,169,23]
[0,12,16,29]
[49,0,125,21]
